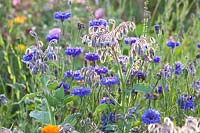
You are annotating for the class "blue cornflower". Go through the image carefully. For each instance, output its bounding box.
[85,53,100,62]
[65,47,83,57]
[177,94,195,110]
[175,62,183,76]
[22,53,33,62]
[101,112,115,126]
[153,56,160,63]
[64,70,73,78]
[141,109,161,125]
[166,41,176,49]
[94,66,108,75]
[197,43,200,49]
[100,97,115,105]
[154,24,160,32]
[157,85,162,94]
[101,76,119,86]
[0,94,7,105]
[46,33,60,42]
[72,87,90,97]
[73,70,84,80]
[89,19,107,27]
[56,82,70,91]
[176,42,181,47]
[54,11,71,21]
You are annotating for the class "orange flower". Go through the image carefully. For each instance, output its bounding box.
[41,124,60,133]
[14,16,26,24]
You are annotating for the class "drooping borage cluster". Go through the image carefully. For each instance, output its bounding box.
[22,31,59,75]
[82,19,155,63]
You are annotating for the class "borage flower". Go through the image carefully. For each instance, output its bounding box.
[153,56,160,63]
[73,70,84,80]
[100,97,115,105]
[0,94,7,105]
[56,82,70,92]
[94,66,108,75]
[177,94,195,110]
[175,62,183,76]
[42,124,60,133]
[101,76,119,86]
[64,70,73,78]
[54,11,71,21]
[85,52,100,62]
[72,87,90,97]
[65,47,83,57]
[89,19,107,27]
[141,109,161,125]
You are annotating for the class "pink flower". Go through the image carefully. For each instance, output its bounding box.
[49,28,61,35]
[94,8,104,19]
[13,0,21,6]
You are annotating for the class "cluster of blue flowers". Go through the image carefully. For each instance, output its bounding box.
[89,19,107,27]
[141,109,161,124]
[72,87,90,97]
[100,76,119,86]
[64,70,83,81]
[166,40,180,49]
[100,97,115,105]
[177,94,195,110]
[65,47,83,57]
[94,66,108,75]
[175,62,183,76]
[124,37,137,45]
[85,52,100,62]
[56,82,70,92]
[54,11,71,21]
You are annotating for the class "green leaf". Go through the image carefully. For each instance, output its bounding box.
[47,81,59,90]
[94,104,116,116]
[133,83,153,93]
[54,88,64,101]
[45,94,58,106]
[17,93,36,104]
[64,96,77,104]
[29,111,50,124]
[63,113,81,126]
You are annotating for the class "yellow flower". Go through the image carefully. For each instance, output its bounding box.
[16,44,26,52]
[7,20,13,28]
[14,16,26,24]
[42,125,59,133]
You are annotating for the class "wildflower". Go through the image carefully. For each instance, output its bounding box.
[137,71,146,80]
[100,97,115,105]
[94,8,104,19]
[124,38,129,44]
[163,64,173,78]
[7,20,13,29]
[197,43,200,49]
[153,56,160,63]
[56,82,70,92]
[41,124,59,133]
[89,19,107,27]
[157,85,162,94]
[194,80,200,92]
[72,87,90,97]
[73,70,84,80]
[14,16,26,24]
[187,62,196,74]
[154,24,160,32]
[54,11,71,21]
[101,112,115,126]
[65,47,83,57]
[64,70,73,78]
[124,37,137,45]
[101,76,119,86]
[177,94,195,110]
[94,66,108,75]
[16,44,26,52]
[127,107,136,118]
[22,53,33,62]
[141,109,161,124]
[0,94,7,105]
[85,53,100,62]
[175,62,183,76]
[46,28,61,42]
[166,41,176,49]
